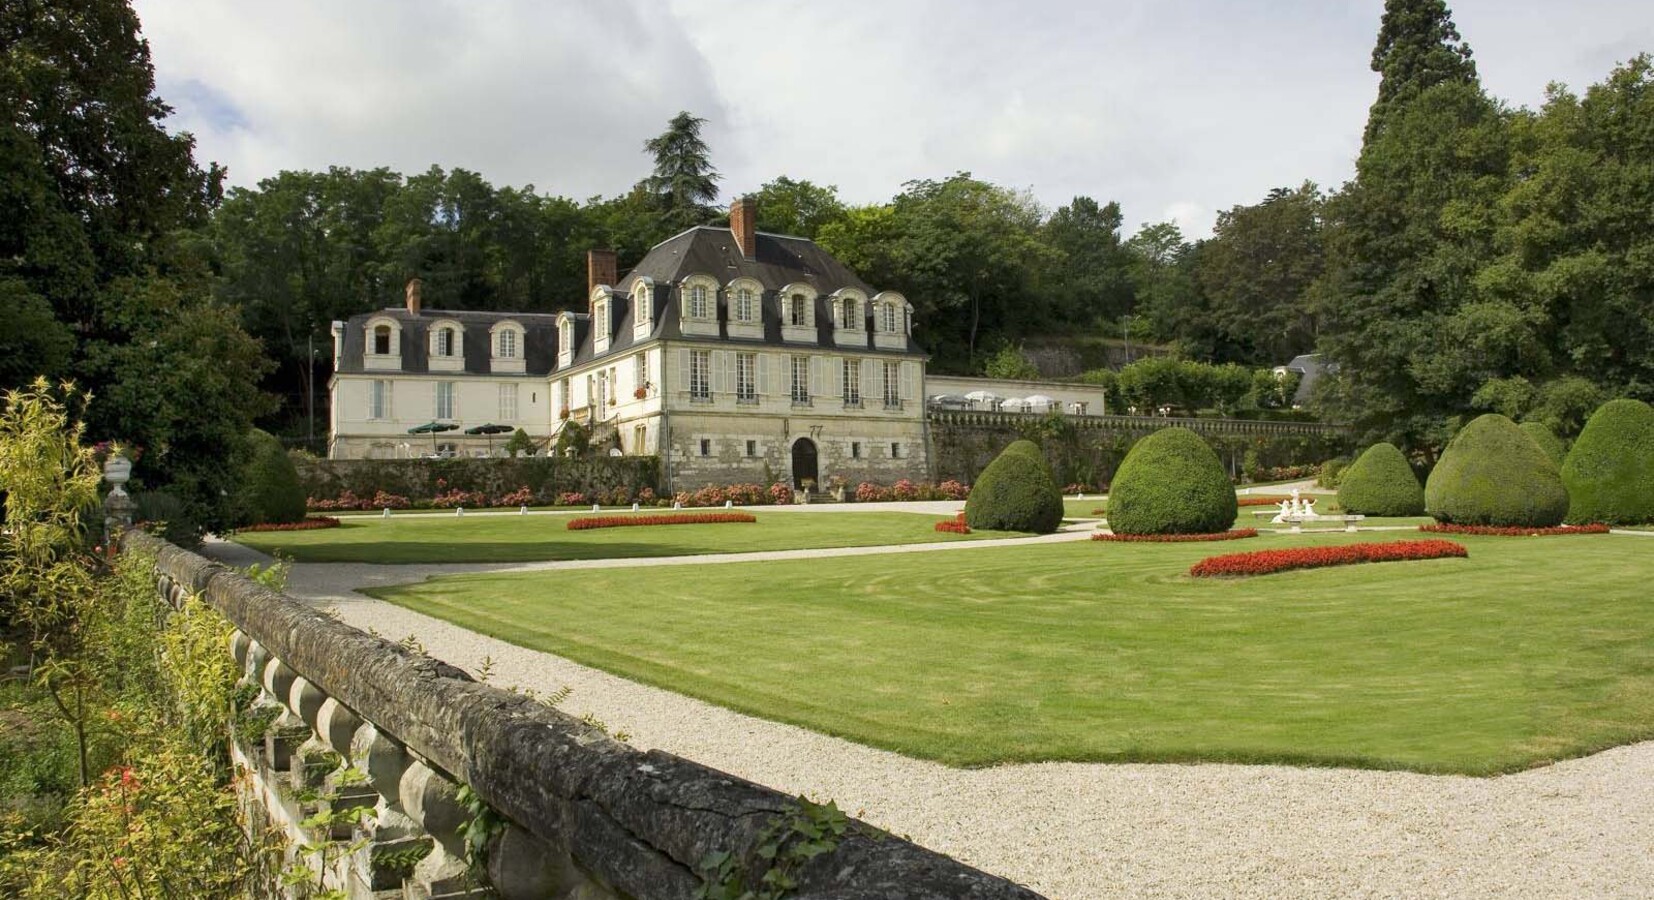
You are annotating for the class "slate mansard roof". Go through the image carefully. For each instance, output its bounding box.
[335,225,921,377]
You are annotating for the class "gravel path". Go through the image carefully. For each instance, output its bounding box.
[200,538,1654,899]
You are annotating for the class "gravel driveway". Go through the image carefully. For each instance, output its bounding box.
[202,538,1654,899]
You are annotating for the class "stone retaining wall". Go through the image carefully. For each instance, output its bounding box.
[928,409,1352,486]
[125,530,1043,899]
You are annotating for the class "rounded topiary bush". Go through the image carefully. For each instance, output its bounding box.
[1561,398,1654,525]
[1520,421,1566,468]
[235,429,308,526]
[1107,427,1237,535]
[963,439,1064,534]
[1424,414,1569,526]
[1337,442,1425,516]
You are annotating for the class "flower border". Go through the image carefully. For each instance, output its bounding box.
[1190,539,1467,578]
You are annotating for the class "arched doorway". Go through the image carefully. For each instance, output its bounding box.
[791,437,818,490]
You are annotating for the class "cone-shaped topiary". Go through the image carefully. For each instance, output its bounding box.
[964,439,1064,534]
[1425,414,1569,526]
[1337,442,1425,516]
[1107,427,1237,535]
[1520,421,1566,467]
[235,429,308,526]
[1561,398,1654,525]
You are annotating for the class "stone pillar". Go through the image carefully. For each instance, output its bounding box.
[101,452,136,547]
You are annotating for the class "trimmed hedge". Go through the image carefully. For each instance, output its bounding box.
[1106,427,1238,535]
[235,430,307,526]
[963,439,1064,534]
[1520,421,1566,468]
[1337,443,1424,516]
[1561,398,1654,525]
[1424,414,1569,527]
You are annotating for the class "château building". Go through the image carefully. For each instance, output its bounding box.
[328,198,932,490]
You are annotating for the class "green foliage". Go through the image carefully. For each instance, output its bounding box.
[1365,0,1479,143]
[751,177,846,240]
[1337,443,1425,516]
[962,440,1063,534]
[696,796,852,900]
[1106,427,1238,535]
[642,111,720,231]
[1038,196,1135,329]
[1196,183,1325,364]
[503,428,535,458]
[1519,421,1566,467]
[552,419,592,458]
[1424,414,1568,526]
[1316,456,1352,489]
[134,491,193,547]
[1115,357,1254,415]
[1561,399,1654,525]
[234,429,306,526]
[982,343,1039,380]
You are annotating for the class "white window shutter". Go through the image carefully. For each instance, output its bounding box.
[862,358,876,399]
[756,353,770,395]
[903,362,918,401]
[714,351,729,395]
[678,348,690,393]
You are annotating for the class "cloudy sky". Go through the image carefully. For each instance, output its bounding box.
[131,0,1653,237]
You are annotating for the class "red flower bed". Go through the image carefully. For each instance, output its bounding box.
[566,512,757,530]
[1094,528,1259,543]
[1189,539,1467,578]
[1419,523,1610,537]
[1237,495,1291,507]
[1091,508,1108,516]
[934,513,971,534]
[240,516,341,532]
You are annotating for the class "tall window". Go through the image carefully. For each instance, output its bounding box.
[634,424,647,453]
[840,299,856,328]
[736,353,756,402]
[689,284,710,319]
[498,383,517,420]
[842,358,861,405]
[594,372,605,418]
[435,382,455,419]
[608,367,618,404]
[790,356,810,404]
[879,302,898,333]
[690,350,711,400]
[735,287,756,323]
[497,329,518,358]
[370,380,390,419]
[596,303,608,337]
[634,352,648,393]
[883,361,900,407]
[789,294,809,327]
[436,327,456,357]
[373,325,392,355]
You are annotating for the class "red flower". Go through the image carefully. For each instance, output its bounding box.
[1418,523,1609,537]
[239,516,341,532]
[934,513,971,534]
[1094,529,1259,543]
[566,512,756,530]
[1189,539,1467,578]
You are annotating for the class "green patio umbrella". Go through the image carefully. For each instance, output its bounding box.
[464,423,514,454]
[407,421,459,454]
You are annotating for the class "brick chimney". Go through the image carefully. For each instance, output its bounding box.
[404,278,422,315]
[730,196,757,259]
[587,249,618,314]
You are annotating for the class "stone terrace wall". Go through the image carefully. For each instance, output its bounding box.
[929,409,1353,487]
[296,455,660,503]
[126,530,1043,899]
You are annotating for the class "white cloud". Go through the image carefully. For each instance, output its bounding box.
[134,0,1654,238]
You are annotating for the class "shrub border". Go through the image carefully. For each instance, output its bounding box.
[1189,539,1467,578]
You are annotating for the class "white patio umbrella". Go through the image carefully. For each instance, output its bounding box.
[964,390,1001,410]
[1001,397,1028,412]
[1024,394,1058,412]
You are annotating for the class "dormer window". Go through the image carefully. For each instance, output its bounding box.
[789,294,809,327]
[778,282,818,344]
[870,291,909,350]
[725,277,764,340]
[364,316,404,370]
[633,278,653,325]
[879,303,898,333]
[435,327,457,357]
[841,299,856,327]
[678,274,722,338]
[688,284,711,319]
[490,319,527,373]
[735,287,756,323]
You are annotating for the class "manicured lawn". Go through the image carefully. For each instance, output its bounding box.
[1063,497,1107,518]
[234,511,1014,563]
[367,532,1654,774]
